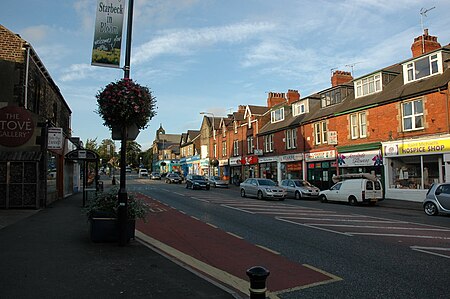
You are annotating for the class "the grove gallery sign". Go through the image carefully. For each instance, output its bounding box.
[0,106,35,147]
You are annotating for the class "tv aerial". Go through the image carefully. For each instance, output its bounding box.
[419,7,435,53]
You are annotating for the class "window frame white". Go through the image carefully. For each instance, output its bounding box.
[403,51,442,84]
[314,121,328,145]
[350,112,367,139]
[402,99,424,131]
[271,107,285,123]
[233,139,239,156]
[285,128,297,149]
[247,136,254,154]
[264,134,274,153]
[355,73,382,98]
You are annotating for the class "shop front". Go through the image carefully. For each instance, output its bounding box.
[259,156,279,182]
[200,158,210,176]
[241,155,258,180]
[219,159,230,181]
[305,149,337,190]
[280,153,303,180]
[383,136,450,202]
[337,147,383,177]
[185,155,200,175]
[229,156,242,184]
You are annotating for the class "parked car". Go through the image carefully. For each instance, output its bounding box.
[165,173,182,184]
[280,179,320,199]
[423,183,450,216]
[150,172,161,180]
[125,166,132,173]
[208,176,229,188]
[319,174,382,205]
[240,178,286,200]
[185,174,210,190]
[138,168,148,178]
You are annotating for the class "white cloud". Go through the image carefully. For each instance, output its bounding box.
[132,22,276,64]
[21,25,50,44]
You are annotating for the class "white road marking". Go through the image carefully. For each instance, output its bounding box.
[277,217,353,236]
[221,204,255,214]
[308,224,450,232]
[280,216,399,223]
[349,232,450,240]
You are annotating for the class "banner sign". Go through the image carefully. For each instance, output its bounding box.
[305,150,336,161]
[91,0,125,68]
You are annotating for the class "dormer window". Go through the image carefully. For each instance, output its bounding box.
[292,102,306,116]
[403,51,442,84]
[271,107,284,123]
[355,73,382,98]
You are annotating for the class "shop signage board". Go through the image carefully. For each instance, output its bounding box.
[0,106,35,147]
[338,150,382,167]
[229,156,242,166]
[327,131,338,145]
[48,127,64,150]
[383,137,450,156]
[259,156,279,163]
[280,153,303,162]
[305,150,336,161]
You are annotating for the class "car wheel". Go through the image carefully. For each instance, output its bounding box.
[185,183,188,189]
[295,191,301,200]
[424,202,438,216]
[214,183,217,188]
[206,186,210,190]
[240,189,246,197]
[320,195,328,203]
[348,196,358,206]
[257,191,264,200]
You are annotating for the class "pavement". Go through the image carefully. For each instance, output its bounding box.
[0,178,237,299]
[0,177,423,299]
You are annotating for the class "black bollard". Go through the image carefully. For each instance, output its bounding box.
[112,176,116,185]
[246,266,270,299]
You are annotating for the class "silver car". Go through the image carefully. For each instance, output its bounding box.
[208,176,229,188]
[280,179,320,199]
[423,183,450,216]
[240,178,286,201]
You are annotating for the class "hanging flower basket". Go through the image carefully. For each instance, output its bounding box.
[96,78,156,130]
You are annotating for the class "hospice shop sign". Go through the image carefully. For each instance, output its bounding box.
[0,106,35,147]
[383,138,450,156]
[91,0,125,68]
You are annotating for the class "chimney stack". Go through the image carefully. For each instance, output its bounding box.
[267,92,286,108]
[411,29,441,58]
[286,89,300,104]
[331,70,353,87]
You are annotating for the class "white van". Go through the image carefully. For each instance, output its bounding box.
[319,173,383,205]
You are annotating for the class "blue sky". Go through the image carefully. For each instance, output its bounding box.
[1,0,449,151]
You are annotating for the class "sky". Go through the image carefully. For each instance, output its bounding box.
[1,0,449,151]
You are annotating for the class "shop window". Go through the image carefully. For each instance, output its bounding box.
[389,155,441,189]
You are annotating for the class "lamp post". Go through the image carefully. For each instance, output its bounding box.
[200,112,216,177]
[117,0,135,246]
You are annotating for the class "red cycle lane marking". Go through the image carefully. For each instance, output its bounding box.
[135,194,340,294]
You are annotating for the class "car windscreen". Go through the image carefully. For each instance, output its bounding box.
[258,180,276,186]
[211,176,220,180]
[294,180,311,187]
[192,175,204,180]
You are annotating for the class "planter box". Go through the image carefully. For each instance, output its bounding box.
[89,217,135,243]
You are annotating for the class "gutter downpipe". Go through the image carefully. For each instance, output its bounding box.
[24,44,30,109]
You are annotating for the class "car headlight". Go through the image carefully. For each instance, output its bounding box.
[265,188,272,192]
[194,182,199,185]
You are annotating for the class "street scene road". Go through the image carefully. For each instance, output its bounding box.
[126,175,450,298]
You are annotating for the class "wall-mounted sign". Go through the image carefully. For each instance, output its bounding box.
[0,106,35,147]
[48,127,64,150]
[327,131,338,145]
